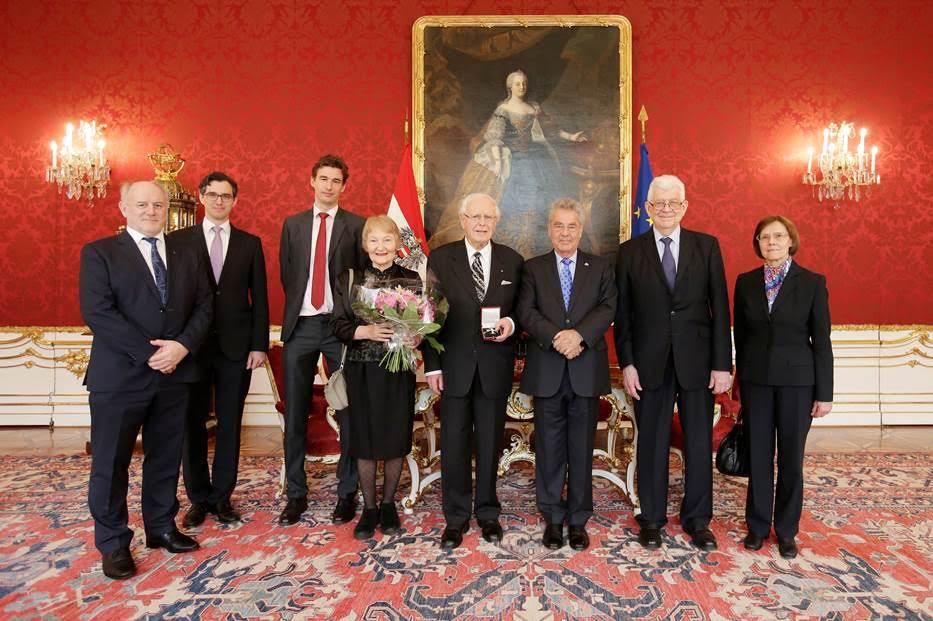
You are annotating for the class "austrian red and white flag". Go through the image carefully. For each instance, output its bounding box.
[388,143,428,279]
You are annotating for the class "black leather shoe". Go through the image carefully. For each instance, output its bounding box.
[778,538,798,559]
[542,523,564,550]
[743,531,765,551]
[380,502,401,535]
[568,525,590,551]
[277,497,308,526]
[146,528,200,553]
[101,547,136,580]
[182,503,209,529]
[687,527,718,551]
[214,500,241,524]
[638,527,663,550]
[478,519,503,543]
[354,507,381,540]
[332,494,358,524]
[440,521,469,549]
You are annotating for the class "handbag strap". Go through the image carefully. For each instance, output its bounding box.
[336,268,353,370]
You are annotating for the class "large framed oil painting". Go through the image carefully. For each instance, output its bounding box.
[412,15,632,258]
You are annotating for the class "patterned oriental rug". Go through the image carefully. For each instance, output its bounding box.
[0,453,930,620]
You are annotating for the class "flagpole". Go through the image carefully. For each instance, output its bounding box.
[638,105,648,145]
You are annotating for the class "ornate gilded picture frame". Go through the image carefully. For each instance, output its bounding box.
[412,15,632,258]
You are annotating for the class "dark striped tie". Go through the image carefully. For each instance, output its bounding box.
[471,251,485,302]
[142,237,168,306]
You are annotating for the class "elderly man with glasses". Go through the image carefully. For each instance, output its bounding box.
[613,174,732,551]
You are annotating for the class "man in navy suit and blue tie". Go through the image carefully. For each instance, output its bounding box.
[80,180,213,579]
[517,198,617,551]
[170,172,269,528]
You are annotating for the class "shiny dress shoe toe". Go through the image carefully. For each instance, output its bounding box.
[687,527,718,551]
[743,531,765,550]
[478,519,503,543]
[778,538,798,559]
[638,527,663,550]
[102,547,136,580]
[354,507,381,540]
[182,504,209,529]
[214,500,241,524]
[332,494,358,524]
[146,528,200,553]
[277,498,308,526]
[542,523,564,550]
[379,502,401,535]
[440,521,469,549]
[568,525,590,551]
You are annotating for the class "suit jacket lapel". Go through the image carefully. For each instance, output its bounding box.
[643,231,669,290]
[484,243,505,304]
[752,266,770,320]
[674,229,697,294]
[769,261,800,317]
[294,210,314,282]
[118,231,162,303]
[328,209,347,263]
[218,225,243,287]
[452,243,480,306]
[567,252,592,313]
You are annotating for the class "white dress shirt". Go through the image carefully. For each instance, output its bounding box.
[653,226,682,269]
[202,218,230,262]
[299,204,339,316]
[125,226,167,284]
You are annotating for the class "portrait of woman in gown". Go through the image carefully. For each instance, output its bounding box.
[429,70,587,257]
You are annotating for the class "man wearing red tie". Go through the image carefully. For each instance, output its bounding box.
[278,155,366,525]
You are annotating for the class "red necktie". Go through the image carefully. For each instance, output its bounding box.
[310,212,328,309]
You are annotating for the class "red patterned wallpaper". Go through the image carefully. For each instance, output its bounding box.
[0,1,930,325]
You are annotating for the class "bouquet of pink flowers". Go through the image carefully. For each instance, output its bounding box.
[351,277,448,372]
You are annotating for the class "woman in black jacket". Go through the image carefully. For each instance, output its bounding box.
[733,215,833,559]
[332,216,421,540]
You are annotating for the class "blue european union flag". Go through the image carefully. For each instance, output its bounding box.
[632,143,653,238]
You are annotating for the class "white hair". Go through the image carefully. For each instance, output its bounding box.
[547,197,585,224]
[120,180,168,205]
[647,174,686,202]
[459,193,501,219]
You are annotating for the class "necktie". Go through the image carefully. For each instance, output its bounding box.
[471,251,485,302]
[559,257,573,310]
[660,237,676,291]
[310,212,328,309]
[209,225,223,283]
[143,237,168,306]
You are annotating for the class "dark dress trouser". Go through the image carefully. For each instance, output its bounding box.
[283,315,357,499]
[88,380,189,553]
[533,368,599,526]
[440,371,507,524]
[182,338,252,505]
[743,381,814,541]
[634,354,714,532]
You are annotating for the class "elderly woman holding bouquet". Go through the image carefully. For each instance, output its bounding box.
[332,215,423,540]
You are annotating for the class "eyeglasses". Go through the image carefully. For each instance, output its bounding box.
[551,223,580,232]
[756,232,789,242]
[203,192,234,203]
[647,200,686,211]
[463,214,497,223]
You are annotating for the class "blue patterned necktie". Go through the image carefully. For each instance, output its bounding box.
[559,257,573,310]
[143,237,168,306]
[660,237,676,291]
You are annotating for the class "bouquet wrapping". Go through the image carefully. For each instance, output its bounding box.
[351,276,448,373]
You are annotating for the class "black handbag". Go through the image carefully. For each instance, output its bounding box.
[716,413,749,477]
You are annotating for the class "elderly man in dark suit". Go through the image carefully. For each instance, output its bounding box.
[169,172,269,528]
[517,198,617,551]
[278,154,367,526]
[424,193,524,549]
[80,180,213,579]
[614,174,732,551]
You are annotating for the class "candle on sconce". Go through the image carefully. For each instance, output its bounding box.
[859,128,867,151]
[807,146,814,174]
[870,146,878,176]
[842,126,849,154]
[50,141,57,169]
[97,139,105,167]
[857,143,864,171]
[822,128,829,154]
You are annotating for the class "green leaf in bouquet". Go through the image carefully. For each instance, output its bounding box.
[401,303,419,322]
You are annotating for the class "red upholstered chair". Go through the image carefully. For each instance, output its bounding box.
[265,343,341,496]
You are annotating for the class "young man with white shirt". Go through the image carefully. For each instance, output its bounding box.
[424,193,524,549]
[278,155,366,526]
[170,172,269,529]
[80,180,213,579]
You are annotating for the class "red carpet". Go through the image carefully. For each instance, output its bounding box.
[0,453,930,620]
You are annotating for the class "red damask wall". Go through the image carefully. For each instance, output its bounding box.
[0,1,930,325]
